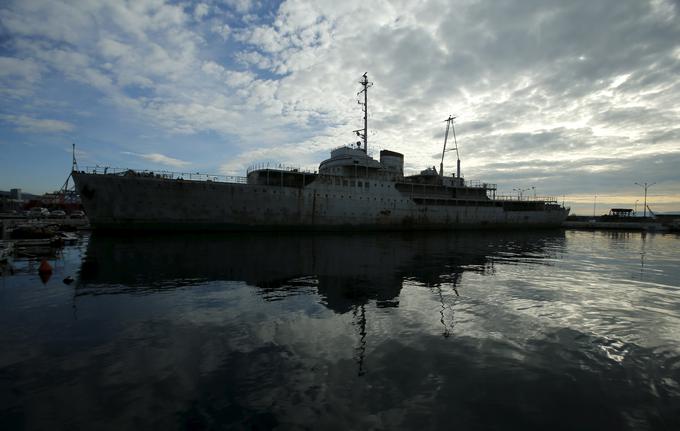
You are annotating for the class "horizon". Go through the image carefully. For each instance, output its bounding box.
[2,0,679,215]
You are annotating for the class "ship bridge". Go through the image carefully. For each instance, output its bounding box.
[319,146,382,175]
[319,146,405,180]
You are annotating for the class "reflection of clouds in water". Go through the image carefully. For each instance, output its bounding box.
[45,308,673,429]
[3,230,680,429]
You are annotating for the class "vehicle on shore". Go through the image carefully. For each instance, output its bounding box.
[28,207,49,218]
[48,210,67,218]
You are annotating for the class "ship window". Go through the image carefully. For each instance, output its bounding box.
[350,180,355,187]
[343,180,348,186]
[365,183,369,188]
[335,178,340,185]
[358,181,363,187]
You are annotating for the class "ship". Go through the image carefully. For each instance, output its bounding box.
[72,74,569,230]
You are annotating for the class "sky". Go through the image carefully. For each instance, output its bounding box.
[1,0,679,214]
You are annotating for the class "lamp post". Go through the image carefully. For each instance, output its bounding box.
[531,186,536,199]
[513,188,529,200]
[635,182,656,218]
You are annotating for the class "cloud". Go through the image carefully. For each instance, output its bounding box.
[193,3,210,21]
[0,114,74,133]
[224,0,254,14]
[0,56,43,97]
[210,22,231,40]
[122,152,191,168]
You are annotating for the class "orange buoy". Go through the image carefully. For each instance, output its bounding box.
[38,259,53,284]
[39,271,52,284]
[38,259,53,274]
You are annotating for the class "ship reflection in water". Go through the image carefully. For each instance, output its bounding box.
[2,230,680,429]
[79,231,508,311]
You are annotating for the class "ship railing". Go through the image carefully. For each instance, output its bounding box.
[246,162,315,175]
[464,180,497,190]
[494,194,559,203]
[332,144,355,151]
[81,166,247,184]
[331,145,376,157]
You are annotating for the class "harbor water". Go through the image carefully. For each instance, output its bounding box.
[1,230,679,429]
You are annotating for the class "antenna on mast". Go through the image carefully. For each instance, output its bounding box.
[356,73,373,153]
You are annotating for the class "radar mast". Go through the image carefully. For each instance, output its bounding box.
[354,73,373,153]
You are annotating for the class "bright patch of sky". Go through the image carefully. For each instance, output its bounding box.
[1,0,679,214]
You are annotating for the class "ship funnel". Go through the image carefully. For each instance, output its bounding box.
[380,150,404,175]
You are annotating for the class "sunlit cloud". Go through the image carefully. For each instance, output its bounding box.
[122,152,190,168]
[0,114,74,133]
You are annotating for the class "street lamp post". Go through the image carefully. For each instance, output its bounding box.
[635,182,656,218]
[513,188,530,200]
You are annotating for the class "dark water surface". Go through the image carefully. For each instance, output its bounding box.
[1,230,679,430]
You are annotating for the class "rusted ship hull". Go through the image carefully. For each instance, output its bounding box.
[73,172,568,231]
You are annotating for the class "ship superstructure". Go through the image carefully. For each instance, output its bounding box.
[73,74,569,230]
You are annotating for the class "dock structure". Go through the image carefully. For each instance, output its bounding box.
[563,208,680,232]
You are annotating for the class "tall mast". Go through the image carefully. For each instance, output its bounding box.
[452,119,461,178]
[60,142,79,199]
[440,115,454,177]
[71,142,78,172]
[355,73,373,153]
[440,115,461,177]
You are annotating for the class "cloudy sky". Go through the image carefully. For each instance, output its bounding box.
[1,0,679,214]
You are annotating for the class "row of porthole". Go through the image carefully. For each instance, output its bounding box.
[249,191,405,203]
[314,194,409,203]
[318,177,392,189]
